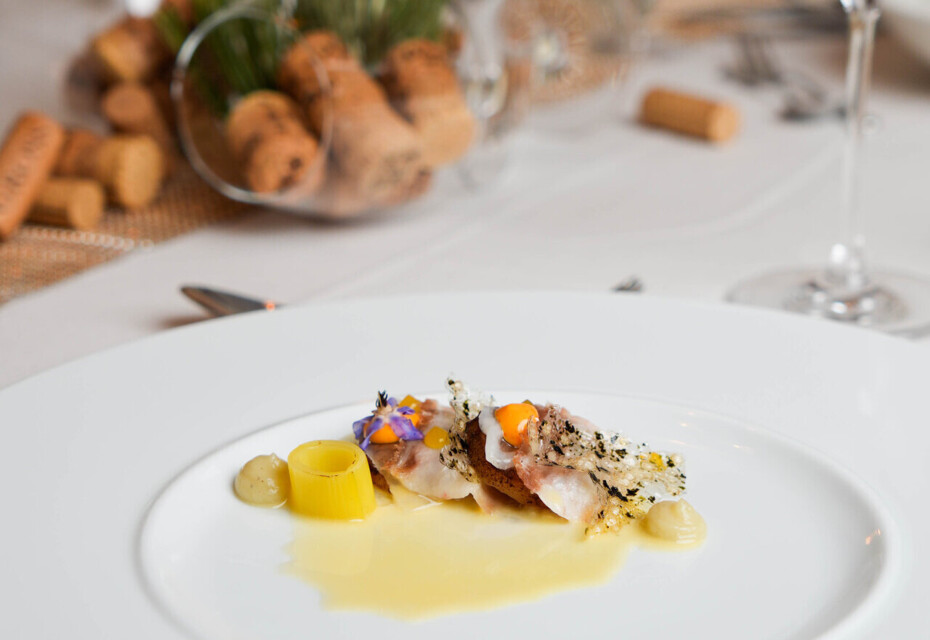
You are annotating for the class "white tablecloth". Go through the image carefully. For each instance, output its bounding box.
[2,0,930,388]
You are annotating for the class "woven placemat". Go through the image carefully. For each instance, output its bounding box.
[0,164,250,304]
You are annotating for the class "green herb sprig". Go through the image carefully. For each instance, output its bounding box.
[293,0,448,67]
[154,0,450,115]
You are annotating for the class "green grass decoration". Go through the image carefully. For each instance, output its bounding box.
[293,0,447,67]
[154,0,449,115]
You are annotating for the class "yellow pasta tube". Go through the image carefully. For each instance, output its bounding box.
[287,440,376,520]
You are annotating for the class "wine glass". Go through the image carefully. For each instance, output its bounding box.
[452,0,518,187]
[726,0,930,336]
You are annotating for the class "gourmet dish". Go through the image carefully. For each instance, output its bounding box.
[234,379,705,617]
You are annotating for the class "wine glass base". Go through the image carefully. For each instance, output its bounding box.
[726,267,930,337]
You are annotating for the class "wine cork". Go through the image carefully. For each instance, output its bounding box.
[328,101,426,205]
[28,178,105,230]
[94,136,165,209]
[92,17,169,83]
[245,133,323,194]
[640,88,740,143]
[278,32,428,209]
[382,40,461,98]
[226,91,308,159]
[277,31,356,101]
[101,83,175,156]
[304,67,386,134]
[0,112,66,239]
[278,30,382,135]
[381,39,475,167]
[225,91,323,194]
[301,30,353,61]
[324,108,427,208]
[56,129,104,178]
[58,131,164,208]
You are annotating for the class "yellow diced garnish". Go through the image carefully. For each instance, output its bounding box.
[424,427,450,449]
[398,395,422,411]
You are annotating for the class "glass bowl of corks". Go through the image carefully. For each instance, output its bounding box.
[165,0,526,220]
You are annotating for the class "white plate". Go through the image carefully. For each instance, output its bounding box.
[0,293,927,639]
[141,394,896,640]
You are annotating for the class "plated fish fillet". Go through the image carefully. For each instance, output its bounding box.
[354,381,688,534]
[362,398,507,512]
[514,404,686,534]
[366,439,474,501]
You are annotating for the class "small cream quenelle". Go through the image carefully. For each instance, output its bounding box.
[234,454,290,507]
[643,499,706,544]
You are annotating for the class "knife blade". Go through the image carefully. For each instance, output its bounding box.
[181,285,281,317]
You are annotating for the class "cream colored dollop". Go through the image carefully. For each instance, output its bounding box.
[643,499,706,545]
[234,454,290,507]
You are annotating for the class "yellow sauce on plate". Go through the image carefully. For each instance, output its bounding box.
[287,493,705,619]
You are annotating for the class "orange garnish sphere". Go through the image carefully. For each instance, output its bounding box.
[369,412,420,444]
[494,403,539,447]
[369,425,400,444]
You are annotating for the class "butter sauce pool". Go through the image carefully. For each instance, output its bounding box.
[286,493,705,620]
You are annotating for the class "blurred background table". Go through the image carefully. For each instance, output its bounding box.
[1,0,929,388]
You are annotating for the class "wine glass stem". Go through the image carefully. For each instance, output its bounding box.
[828,5,880,292]
[453,0,507,117]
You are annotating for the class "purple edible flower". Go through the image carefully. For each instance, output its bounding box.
[354,391,424,450]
